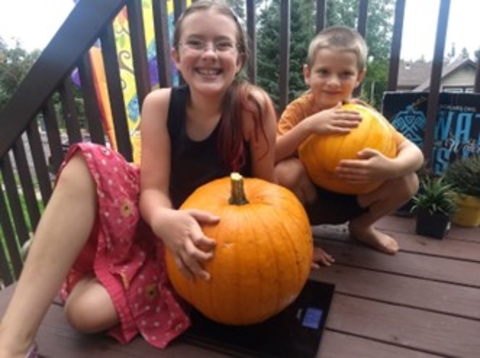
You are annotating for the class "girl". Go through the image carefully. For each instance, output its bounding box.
[0,1,277,356]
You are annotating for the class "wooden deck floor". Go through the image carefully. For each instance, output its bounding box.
[1,215,479,357]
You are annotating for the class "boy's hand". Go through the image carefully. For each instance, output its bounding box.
[335,148,395,184]
[307,102,362,135]
[152,208,218,281]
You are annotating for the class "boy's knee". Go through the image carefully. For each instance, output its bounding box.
[386,173,419,204]
[402,172,419,199]
[275,159,316,204]
[275,158,306,188]
[367,173,419,206]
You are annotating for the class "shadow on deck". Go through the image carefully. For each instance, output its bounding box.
[1,215,479,357]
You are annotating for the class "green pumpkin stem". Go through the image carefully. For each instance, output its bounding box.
[228,172,249,205]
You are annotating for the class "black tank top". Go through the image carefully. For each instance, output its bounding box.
[168,86,252,208]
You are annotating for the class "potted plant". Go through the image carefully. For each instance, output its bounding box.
[411,176,457,239]
[444,156,480,227]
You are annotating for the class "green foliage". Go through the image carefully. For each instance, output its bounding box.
[0,179,45,283]
[326,0,394,107]
[0,37,40,111]
[411,176,457,216]
[256,0,315,108]
[444,156,480,197]
[0,36,86,130]
[225,0,245,18]
[475,47,480,61]
[255,0,395,111]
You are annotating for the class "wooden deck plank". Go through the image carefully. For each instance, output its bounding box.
[317,240,480,287]
[391,232,480,262]
[327,295,480,358]
[2,216,480,357]
[318,331,442,358]
[0,285,228,357]
[311,216,480,357]
[311,265,480,320]
[376,215,480,244]
[313,222,480,262]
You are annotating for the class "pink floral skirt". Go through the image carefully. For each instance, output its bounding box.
[58,143,190,348]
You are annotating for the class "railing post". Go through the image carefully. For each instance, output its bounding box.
[387,0,406,92]
[101,23,133,161]
[127,0,152,109]
[474,56,480,93]
[424,0,450,167]
[246,0,257,84]
[357,0,369,39]
[354,0,369,97]
[315,0,327,34]
[152,0,172,88]
[279,0,291,113]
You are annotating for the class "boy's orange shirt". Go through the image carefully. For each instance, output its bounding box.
[277,92,405,146]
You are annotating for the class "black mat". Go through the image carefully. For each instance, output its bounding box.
[183,280,335,358]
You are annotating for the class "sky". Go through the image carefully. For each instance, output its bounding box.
[0,0,74,52]
[401,0,479,60]
[0,0,478,60]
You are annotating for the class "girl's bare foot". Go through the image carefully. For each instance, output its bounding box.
[311,246,335,269]
[348,223,399,254]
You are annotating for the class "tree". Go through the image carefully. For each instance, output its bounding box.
[326,0,394,107]
[0,37,40,111]
[459,47,469,59]
[475,47,480,61]
[255,0,395,110]
[256,0,316,108]
[225,0,245,19]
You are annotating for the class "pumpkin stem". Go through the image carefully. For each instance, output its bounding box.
[228,172,249,205]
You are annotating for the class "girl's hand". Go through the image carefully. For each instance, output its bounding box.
[307,102,362,135]
[335,148,395,184]
[153,208,219,281]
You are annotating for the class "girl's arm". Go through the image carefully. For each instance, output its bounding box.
[139,89,217,280]
[139,88,173,223]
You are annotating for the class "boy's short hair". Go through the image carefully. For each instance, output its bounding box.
[306,25,368,71]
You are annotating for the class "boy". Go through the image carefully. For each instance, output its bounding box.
[275,26,424,267]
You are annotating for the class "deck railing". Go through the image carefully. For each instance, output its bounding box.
[0,0,477,286]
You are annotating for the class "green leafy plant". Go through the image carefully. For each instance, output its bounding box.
[411,176,457,216]
[444,156,480,197]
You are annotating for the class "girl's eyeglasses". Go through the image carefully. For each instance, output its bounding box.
[180,39,238,53]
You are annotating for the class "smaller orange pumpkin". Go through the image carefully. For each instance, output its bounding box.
[298,103,397,195]
[165,173,313,325]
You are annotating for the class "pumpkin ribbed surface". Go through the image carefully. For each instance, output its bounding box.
[165,173,313,325]
[298,103,397,195]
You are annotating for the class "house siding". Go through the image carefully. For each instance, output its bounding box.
[441,67,476,86]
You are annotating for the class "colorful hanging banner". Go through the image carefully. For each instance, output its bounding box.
[73,0,190,163]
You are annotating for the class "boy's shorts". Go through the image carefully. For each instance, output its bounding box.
[305,185,369,225]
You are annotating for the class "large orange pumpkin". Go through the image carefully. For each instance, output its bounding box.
[165,173,313,325]
[298,103,397,195]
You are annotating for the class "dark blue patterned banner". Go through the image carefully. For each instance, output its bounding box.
[382,92,480,174]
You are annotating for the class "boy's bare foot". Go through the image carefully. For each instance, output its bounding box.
[348,223,399,254]
[311,246,335,269]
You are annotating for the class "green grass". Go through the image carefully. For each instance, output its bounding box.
[0,180,45,284]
